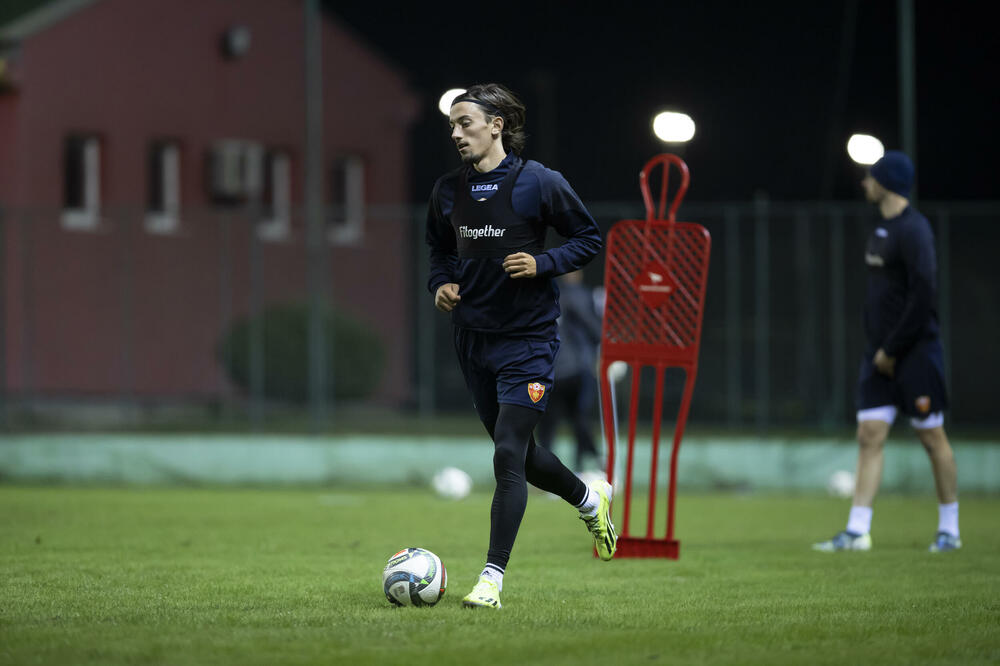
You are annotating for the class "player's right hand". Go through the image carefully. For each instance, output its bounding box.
[873,348,896,378]
[435,283,461,312]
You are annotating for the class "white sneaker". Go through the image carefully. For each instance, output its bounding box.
[812,530,872,552]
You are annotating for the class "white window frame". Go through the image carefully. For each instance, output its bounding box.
[210,139,263,203]
[145,141,181,234]
[328,154,365,245]
[258,151,291,241]
[61,135,101,230]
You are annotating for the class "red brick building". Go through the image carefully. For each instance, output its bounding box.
[0,0,418,408]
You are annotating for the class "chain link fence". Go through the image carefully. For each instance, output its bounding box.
[2,199,998,432]
[0,202,409,428]
[415,198,1000,433]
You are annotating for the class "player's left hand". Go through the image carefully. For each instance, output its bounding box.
[503,252,537,279]
[873,348,896,378]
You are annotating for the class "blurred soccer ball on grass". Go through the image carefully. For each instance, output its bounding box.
[826,469,855,498]
[432,466,472,500]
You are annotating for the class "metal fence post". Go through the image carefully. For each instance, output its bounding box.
[219,211,234,419]
[795,208,817,417]
[414,205,435,417]
[937,208,951,402]
[828,209,847,426]
[20,211,34,405]
[754,192,770,432]
[248,206,264,427]
[304,0,329,430]
[118,209,136,421]
[724,206,742,426]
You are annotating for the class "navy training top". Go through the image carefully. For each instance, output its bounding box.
[425,153,603,339]
[862,205,940,358]
[553,281,603,380]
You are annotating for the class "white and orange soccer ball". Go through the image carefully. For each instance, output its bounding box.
[381,547,447,607]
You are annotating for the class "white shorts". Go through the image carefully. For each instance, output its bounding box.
[857,405,944,430]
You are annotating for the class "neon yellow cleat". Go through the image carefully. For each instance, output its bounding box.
[462,576,501,609]
[581,480,617,560]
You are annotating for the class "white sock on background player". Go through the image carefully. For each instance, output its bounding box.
[847,505,873,535]
[938,502,959,537]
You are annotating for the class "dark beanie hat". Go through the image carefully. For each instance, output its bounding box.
[869,150,914,197]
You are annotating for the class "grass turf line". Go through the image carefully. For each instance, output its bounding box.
[1,486,998,665]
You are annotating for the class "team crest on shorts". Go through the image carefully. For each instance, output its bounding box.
[915,395,931,414]
[527,382,546,404]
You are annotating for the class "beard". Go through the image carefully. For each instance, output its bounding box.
[461,151,484,166]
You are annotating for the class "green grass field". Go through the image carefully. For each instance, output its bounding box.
[1,486,998,665]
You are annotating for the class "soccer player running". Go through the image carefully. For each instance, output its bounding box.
[814,150,960,553]
[426,83,616,609]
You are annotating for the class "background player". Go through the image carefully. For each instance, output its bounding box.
[814,150,960,553]
[536,269,604,475]
[425,83,616,609]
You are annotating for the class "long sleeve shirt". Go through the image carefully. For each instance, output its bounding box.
[862,205,940,358]
[425,153,603,339]
[553,282,603,379]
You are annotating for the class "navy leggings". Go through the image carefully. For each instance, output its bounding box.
[484,403,588,570]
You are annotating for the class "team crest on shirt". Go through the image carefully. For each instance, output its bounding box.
[527,382,546,404]
[915,396,931,414]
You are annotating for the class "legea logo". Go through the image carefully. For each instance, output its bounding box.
[459,225,506,239]
[470,183,499,193]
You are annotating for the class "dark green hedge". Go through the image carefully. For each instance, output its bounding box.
[217,303,384,402]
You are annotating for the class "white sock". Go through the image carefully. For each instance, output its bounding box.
[846,505,873,535]
[481,564,503,592]
[938,502,959,537]
[575,484,600,518]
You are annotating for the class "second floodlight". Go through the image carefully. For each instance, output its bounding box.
[652,111,695,143]
[847,134,885,165]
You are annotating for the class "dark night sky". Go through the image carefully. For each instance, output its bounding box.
[328,1,998,204]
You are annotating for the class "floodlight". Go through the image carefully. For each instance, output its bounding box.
[438,88,467,116]
[847,134,885,165]
[652,111,695,143]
